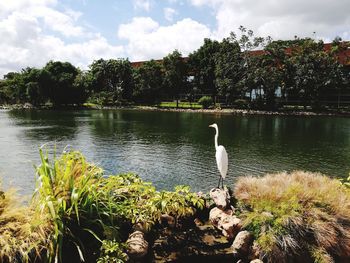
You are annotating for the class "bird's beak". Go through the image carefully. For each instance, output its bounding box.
[209,124,213,128]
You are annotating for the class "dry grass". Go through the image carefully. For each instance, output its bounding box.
[0,185,49,263]
[234,171,350,263]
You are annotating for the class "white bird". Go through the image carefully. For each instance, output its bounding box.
[209,123,228,189]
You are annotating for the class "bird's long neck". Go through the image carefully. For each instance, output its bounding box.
[214,126,219,149]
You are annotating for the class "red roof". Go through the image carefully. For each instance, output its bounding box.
[130,42,350,67]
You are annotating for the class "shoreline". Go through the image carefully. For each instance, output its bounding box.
[1,104,350,117]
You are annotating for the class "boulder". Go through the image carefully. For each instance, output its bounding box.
[126,230,149,259]
[210,188,230,209]
[250,259,264,263]
[231,231,253,255]
[209,207,241,239]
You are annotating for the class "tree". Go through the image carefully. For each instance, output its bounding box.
[162,50,187,108]
[214,37,243,104]
[89,59,134,104]
[43,61,80,105]
[288,39,345,109]
[133,60,163,104]
[235,26,266,102]
[188,38,221,97]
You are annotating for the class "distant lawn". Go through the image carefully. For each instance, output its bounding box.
[158,101,202,109]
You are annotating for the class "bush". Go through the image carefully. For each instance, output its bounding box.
[31,149,205,262]
[233,99,248,109]
[198,96,213,109]
[234,171,350,263]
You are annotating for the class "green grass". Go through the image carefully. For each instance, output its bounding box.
[157,101,202,109]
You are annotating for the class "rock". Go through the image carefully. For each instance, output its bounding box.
[231,231,253,255]
[126,230,149,259]
[210,188,230,209]
[248,241,262,260]
[250,259,263,263]
[209,207,233,226]
[161,214,176,228]
[209,207,241,239]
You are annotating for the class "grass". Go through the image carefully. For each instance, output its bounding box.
[157,101,202,109]
[0,185,49,263]
[234,171,350,263]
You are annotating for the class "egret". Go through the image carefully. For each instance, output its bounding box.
[209,123,228,189]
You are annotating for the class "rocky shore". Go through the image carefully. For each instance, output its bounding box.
[125,187,262,263]
[1,103,349,117]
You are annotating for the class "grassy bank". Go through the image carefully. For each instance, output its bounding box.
[0,151,349,262]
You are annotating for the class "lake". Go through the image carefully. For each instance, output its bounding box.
[0,109,349,195]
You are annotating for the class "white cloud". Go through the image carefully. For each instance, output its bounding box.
[189,0,350,41]
[164,7,177,22]
[132,0,153,12]
[0,1,124,77]
[118,17,211,60]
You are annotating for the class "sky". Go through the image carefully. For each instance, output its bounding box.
[0,0,350,77]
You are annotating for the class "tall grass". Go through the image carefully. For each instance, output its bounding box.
[33,149,113,262]
[0,184,49,263]
[234,171,350,263]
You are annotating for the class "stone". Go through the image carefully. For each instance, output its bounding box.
[126,230,149,259]
[210,188,230,209]
[231,231,253,255]
[209,207,242,239]
[218,215,242,239]
[160,214,176,228]
[250,259,263,263]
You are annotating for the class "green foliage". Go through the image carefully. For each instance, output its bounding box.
[133,60,163,104]
[198,96,213,109]
[233,99,248,109]
[340,172,350,188]
[89,58,134,102]
[163,50,188,107]
[97,240,128,263]
[188,38,221,96]
[31,149,204,262]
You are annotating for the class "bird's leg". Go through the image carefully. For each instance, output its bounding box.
[217,176,221,189]
[221,177,224,189]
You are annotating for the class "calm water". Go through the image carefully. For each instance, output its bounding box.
[0,109,349,195]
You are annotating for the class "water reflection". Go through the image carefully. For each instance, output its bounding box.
[0,109,349,195]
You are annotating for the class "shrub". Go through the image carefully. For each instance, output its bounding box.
[234,171,350,263]
[233,99,248,109]
[198,96,213,109]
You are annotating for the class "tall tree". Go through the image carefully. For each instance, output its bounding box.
[188,38,221,98]
[89,59,133,103]
[162,50,187,108]
[43,61,80,105]
[288,39,345,109]
[214,37,243,104]
[133,60,163,104]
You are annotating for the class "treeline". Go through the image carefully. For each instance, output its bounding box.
[0,26,349,110]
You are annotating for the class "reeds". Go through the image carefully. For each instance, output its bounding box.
[234,171,350,263]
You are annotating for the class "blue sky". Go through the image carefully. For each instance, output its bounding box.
[0,0,349,77]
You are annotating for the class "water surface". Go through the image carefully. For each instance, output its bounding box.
[0,109,349,195]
